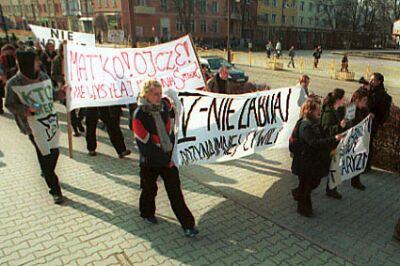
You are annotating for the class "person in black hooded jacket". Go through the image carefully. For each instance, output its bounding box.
[292,97,342,217]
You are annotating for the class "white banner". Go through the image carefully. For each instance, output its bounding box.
[174,87,306,166]
[29,24,96,48]
[64,35,204,111]
[12,79,60,156]
[328,115,372,189]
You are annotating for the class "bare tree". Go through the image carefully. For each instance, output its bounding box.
[170,0,196,34]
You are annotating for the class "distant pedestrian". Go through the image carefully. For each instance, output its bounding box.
[340,55,349,72]
[132,80,199,237]
[266,41,273,58]
[287,45,296,68]
[313,45,322,68]
[207,66,234,94]
[275,41,282,58]
[291,97,342,217]
[41,41,56,75]
[5,49,65,204]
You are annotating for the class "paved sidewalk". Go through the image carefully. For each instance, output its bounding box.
[0,104,398,265]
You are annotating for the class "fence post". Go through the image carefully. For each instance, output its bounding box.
[330,60,335,79]
[299,57,304,74]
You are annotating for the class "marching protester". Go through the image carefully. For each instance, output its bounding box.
[85,105,131,158]
[5,49,65,204]
[132,80,198,237]
[207,66,234,94]
[320,88,347,199]
[41,41,57,76]
[291,97,342,217]
[287,45,296,68]
[313,45,322,68]
[0,44,17,114]
[347,87,370,190]
[366,73,392,172]
[297,74,311,96]
[51,43,85,137]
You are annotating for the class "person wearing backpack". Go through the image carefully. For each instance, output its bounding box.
[291,97,342,217]
[366,73,392,172]
[320,88,347,199]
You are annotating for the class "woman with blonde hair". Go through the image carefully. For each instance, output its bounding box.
[132,80,199,237]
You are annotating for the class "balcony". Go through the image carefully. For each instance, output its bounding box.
[135,5,155,15]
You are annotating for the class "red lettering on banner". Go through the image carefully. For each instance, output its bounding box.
[155,52,166,72]
[112,56,125,79]
[173,69,185,90]
[143,51,157,77]
[86,54,98,80]
[78,54,88,81]
[69,51,79,81]
[175,41,190,67]
[127,80,135,96]
[166,51,175,71]
[93,83,108,99]
[121,51,130,70]
[160,76,176,88]
[134,52,147,75]
[99,55,116,81]
[112,83,123,98]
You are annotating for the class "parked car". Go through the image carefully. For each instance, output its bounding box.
[199,56,249,83]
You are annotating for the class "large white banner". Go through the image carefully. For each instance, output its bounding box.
[64,35,204,111]
[12,79,60,156]
[173,87,306,166]
[328,115,372,189]
[29,24,96,48]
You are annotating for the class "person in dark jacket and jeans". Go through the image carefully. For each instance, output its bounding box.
[132,80,198,237]
[320,88,347,199]
[366,73,390,172]
[292,97,342,217]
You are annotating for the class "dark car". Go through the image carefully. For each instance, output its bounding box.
[200,56,249,83]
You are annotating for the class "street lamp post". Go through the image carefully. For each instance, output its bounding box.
[227,0,240,63]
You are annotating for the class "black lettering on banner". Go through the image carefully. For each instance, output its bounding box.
[340,152,368,176]
[37,114,59,141]
[208,98,225,131]
[246,98,257,128]
[283,88,292,122]
[257,96,268,126]
[238,99,250,129]
[178,96,202,144]
[225,99,235,130]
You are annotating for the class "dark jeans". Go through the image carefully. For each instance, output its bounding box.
[139,166,195,230]
[297,175,321,213]
[29,135,62,196]
[85,106,126,154]
[288,57,295,68]
[71,108,85,132]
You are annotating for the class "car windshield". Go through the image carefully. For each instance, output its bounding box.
[207,58,232,70]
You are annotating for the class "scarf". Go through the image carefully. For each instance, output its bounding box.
[138,97,173,153]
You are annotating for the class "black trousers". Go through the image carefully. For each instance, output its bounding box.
[139,166,195,230]
[29,135,62,196]
[85,106,126,154]
[71,108,85,132]
[297,175,321,213]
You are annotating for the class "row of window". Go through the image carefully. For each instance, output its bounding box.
[262,0,333,13]
[262,13,332,27]
[176,20,219,33]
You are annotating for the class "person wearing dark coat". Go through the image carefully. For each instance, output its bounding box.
[41,41,57,75]
[366,73,390,171]
[347,87,370,190]
[0,44,17,114]
[320,88,347,199]
[132,79,198,237]
[292,97,341,217]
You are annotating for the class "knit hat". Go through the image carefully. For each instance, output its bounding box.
[16,49,38,80]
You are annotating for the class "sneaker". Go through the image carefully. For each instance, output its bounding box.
[351,182,366,191]
[144,217,158,224]
[326,190,342,199]
[118,149,131,159]
[183,228,199,237]
[53,194,65,205]
[88,150,97,156]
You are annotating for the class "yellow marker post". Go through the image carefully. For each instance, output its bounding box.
[330,60,335,79]
[299,57,304,74]
[273,54,277,70]
[223,49,227,60]
[366,64,371,78]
